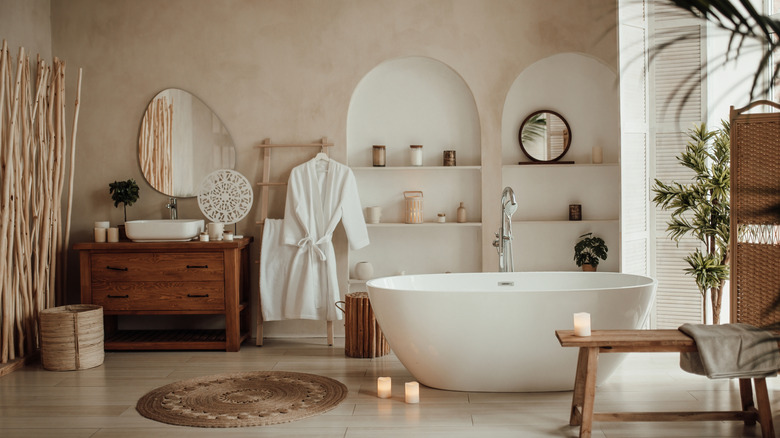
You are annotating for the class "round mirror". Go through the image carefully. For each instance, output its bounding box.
[138,88,236,197]
[517,110,572,162]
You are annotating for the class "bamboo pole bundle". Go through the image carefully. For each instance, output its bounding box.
[60,68,82,303]
[1,46,24,362]
[0,41,81,364]
[0,41,11,363]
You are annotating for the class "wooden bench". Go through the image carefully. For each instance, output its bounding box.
[555,329,775,438]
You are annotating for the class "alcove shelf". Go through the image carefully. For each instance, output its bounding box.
[346,56,483,289]
[367,222,482,228]
[514,219,619,225]
[502,163,619,169]
[502,160,620,271]
[351,166,481,171]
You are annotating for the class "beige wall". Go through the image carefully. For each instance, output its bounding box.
[1,0,51,59]
[43,0,617,336]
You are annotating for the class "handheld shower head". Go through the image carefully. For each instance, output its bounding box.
[502,187,517,217]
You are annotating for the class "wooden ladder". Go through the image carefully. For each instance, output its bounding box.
[255,137,335,346]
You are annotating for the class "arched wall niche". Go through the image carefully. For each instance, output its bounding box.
[347,56,481,166]
[501,52,619,165]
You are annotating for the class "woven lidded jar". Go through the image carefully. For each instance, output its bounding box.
[404,191,424,224]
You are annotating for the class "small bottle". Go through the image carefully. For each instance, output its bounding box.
[410,145,423,166]
[373,145,386,167]
[457,202,466,223]
[437,213,446,223]
[199,232,210,242]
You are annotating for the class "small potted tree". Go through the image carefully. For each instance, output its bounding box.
[109,179,140,240]
[574,232,608,271]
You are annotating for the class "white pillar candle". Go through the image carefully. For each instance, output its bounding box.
[106,227,119,243]
[377,377,392,399]
[94,221,110,229]
[94,227,107,243]
[405,381,420,404]
[573,312,591,337]
[592,146,603,164]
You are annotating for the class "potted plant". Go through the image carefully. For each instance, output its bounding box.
[109,179,140,223]
[574,232,608,271]
[652,123,729,324]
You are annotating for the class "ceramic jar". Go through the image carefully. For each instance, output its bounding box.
[355,262,374,280]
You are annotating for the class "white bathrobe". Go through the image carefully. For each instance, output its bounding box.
[281,155,369,321]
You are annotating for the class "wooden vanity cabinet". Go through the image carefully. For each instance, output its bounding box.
[74,237,252,352]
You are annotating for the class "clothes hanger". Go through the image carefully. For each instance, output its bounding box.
[314,148,330,162]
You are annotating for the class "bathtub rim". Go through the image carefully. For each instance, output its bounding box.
[367,271,657,293]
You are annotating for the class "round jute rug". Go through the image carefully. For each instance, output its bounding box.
[136,371,348,428]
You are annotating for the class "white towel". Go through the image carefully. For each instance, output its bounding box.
[259,219,295,321]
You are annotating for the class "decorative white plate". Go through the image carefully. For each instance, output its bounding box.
[197,169,254,224]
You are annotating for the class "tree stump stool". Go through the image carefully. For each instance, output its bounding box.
[339,292,389,358]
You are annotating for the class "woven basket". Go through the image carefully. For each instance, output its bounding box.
[40,304,104,371]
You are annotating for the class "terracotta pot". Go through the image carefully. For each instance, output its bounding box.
[582,263,597,272]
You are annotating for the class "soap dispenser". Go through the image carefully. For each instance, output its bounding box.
[457,202,467,223]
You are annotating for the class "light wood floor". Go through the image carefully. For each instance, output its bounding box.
[1,337,779,437]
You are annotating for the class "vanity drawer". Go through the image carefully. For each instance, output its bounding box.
[91,281,225,311]
[91,252,224,282]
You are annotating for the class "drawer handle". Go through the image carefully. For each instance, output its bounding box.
[107,294,129,298]
[187,265,209,269]
[106,266,128,271]
[187,294,209,298]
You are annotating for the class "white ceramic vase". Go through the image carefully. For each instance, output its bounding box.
[355,262,374,280]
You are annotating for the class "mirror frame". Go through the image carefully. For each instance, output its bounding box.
[517,109,572,163]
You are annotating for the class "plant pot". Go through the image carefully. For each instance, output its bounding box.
[582,264,597,272]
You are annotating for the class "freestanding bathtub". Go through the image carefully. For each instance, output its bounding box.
[366,272,656,392]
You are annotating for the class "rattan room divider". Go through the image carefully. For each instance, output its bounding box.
[730,100,780,328]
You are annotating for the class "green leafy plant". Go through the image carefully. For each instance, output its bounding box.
[655,1,780,102]
[651,122,730,324]
[574,233,608,270]
[109,179,140,222]
[521,113,547,145]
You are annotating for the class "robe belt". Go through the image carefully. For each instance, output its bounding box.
[297,235,331,261]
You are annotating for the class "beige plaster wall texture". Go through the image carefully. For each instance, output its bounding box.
[8,0,618,337]
[0,0,52,59]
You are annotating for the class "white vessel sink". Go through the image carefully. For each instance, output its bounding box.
[125,219,205,242]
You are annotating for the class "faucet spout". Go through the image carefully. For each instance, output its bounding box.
[495,187,517,272]
[166,197,178,220]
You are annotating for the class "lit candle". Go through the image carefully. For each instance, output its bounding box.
[573,312,591,337]
[377,377,392,399]
[592,146,603,164]
[405,381,420,404]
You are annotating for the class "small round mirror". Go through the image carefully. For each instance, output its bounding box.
[138,88,236,197]
[518,110,572,162]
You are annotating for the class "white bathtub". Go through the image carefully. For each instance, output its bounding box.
[366,272,656,392]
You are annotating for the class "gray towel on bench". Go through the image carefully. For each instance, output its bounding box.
[679,323,780,379]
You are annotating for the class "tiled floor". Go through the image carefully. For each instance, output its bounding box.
[0,337,778,437]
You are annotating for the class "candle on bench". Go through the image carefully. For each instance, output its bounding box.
[573,312,591,337]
